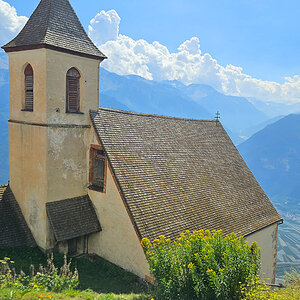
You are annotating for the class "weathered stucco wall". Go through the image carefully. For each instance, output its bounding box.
[88,132,150,279]
[245,223,278,284]
[7,48,101,250]
[46,127,89,203]
[9,122,48,249]
[45,49,100,124]
[8,49,47,123]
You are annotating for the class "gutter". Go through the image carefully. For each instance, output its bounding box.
[244,219,283,238]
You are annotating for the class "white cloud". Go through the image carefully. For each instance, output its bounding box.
[89,10,300,103]
[0,0,27,47]
[88,10,120,46]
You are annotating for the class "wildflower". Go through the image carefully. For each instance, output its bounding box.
[206,269,213,273]
[39,293,45,298]
[188,262,194,269]
[47,295,52,299]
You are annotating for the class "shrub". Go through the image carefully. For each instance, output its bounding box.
[141,229,260,300]
[0,254,78,292]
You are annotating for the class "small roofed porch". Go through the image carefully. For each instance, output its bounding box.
[46,195,101,256]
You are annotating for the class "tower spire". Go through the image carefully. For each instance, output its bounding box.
[2,0,106,60]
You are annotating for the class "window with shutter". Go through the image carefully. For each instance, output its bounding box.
[66,68,80,113]
[24,64,34,111]
[89,148,106,192]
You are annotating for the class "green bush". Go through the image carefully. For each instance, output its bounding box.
[141,229,261,300]
[0,254,78,292]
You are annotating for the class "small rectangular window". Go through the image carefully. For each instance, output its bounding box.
[90,148,106,192]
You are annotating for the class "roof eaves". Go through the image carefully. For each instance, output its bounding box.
[2,43,107,61]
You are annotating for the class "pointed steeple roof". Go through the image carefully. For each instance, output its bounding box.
[2,0,106,60]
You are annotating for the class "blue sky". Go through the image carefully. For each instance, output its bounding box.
[1,0,300,102]
[8,0,300,83]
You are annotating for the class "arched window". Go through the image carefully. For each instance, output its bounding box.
[66,68,80,113]
[24,64,33,111]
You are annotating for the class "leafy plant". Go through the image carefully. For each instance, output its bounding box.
[142,229,261,300]
[0,254,78,292]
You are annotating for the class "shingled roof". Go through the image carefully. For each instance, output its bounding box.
[2,0,106,60]
[91,108,282,241]
[0,185,36,248]
[46,195,101,242]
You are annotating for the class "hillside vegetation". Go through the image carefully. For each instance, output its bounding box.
[1,244,300,300]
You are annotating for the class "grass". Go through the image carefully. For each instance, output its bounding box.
[1,247,300,299]
[0,288,149,300]
[0,247,149,296]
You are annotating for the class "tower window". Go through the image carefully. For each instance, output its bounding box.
[24,64,33,111]
[66,68,80,113]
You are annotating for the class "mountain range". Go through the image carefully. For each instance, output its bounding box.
[0,67,298,183]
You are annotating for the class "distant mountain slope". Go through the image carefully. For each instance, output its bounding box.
[238,114,300,276]
[249,97,300,118]
[100,69,212,120]
[175,83,268,137]
[243,115,284,139]
[238,114,300,199]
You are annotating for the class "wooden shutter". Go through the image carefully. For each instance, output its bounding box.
[92,149,105,191]
[66,68,80,113]
[24,64,33,111]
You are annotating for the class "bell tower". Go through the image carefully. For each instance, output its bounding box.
[2,0,106,250]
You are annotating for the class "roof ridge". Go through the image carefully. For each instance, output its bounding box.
[98,107,216,122]
[41,0,51,44]
[2,0,106,60]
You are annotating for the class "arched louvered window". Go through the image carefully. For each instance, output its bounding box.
[66,68,80,113]
[24,64,34,111]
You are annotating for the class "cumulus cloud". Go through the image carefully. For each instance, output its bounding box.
[0,0,27,47]
[88,10,120,46]
[89,10,300,103]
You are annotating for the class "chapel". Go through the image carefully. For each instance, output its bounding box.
[0,0,282,283]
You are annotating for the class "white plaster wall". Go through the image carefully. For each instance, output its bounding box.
[245,223,278,284]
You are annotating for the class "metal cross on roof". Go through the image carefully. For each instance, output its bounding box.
[215,111,220,126]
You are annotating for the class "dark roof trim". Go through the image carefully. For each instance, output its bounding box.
[244,219,283,238]
[90,112,143,240]
[9,119,91,129]
[2,44,107,61]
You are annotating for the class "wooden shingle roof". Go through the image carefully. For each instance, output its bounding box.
[46,195,101,242]
[0,185,36,248]
[2,0,106,60]
[91,108,282,241]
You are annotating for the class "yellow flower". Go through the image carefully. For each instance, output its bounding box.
[47,295,52,299]
[206,269,213,273]
[34,284,38,288]
[188,262,194,269]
